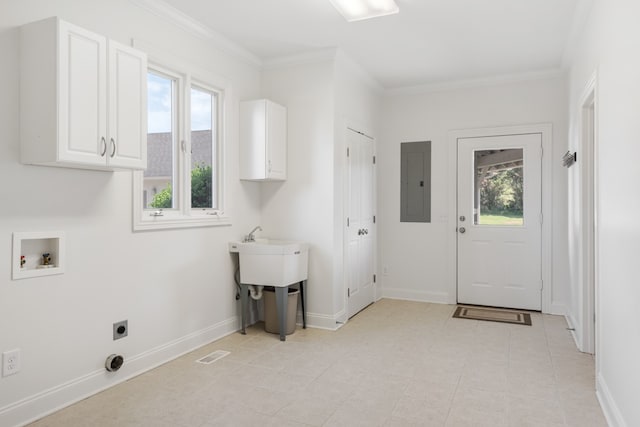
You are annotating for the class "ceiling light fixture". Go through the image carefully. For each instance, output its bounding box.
[329,0,399,22]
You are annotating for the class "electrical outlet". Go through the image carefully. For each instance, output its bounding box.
[113,320,128,340]
[3,349,21,377]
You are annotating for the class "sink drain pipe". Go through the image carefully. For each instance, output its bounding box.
[248,285,264,300]
[234,264,263,300]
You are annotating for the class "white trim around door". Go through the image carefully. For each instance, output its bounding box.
[577,71,598,355]
[447,124,557,314]
[343,125,377,320]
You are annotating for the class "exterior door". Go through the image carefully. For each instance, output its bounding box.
[457,134,542,310]
[347,129,375,317]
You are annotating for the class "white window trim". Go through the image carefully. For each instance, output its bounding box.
[132,40,232,231]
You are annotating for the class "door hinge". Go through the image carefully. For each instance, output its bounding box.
[540,280,544,291]
[347,288,350,297]
[373,215,376,224]
[373,274,376,283]
[347,147,350,157]
[347,217,350,227]
[373,155,376,164]
[540,212,543,225]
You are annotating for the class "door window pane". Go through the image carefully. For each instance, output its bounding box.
[190,86,216,209]
[473,148,524,226]
[145,72,175,209]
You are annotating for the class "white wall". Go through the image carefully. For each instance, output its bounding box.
[260,57,337,327]
[378,76,569,311]
[333,50,382,317]
[0,1,262,425]
[260,50,381,327]
[567,0,640,425]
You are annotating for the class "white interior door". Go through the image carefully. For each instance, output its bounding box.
[347,129,375,317]
[457,134,542,310]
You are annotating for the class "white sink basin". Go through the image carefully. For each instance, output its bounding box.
[229,239,309,286]
[229,239,307,255]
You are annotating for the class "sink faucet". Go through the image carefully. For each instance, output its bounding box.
[244,225,262,242]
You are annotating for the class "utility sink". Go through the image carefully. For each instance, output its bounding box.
[229,239,309,286]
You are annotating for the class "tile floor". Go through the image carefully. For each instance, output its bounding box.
[28,300,608,426]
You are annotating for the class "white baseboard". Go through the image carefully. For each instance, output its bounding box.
[549,301,566,316]
[295,309,345,330]
[304,311,342,330]
[333,309,347,325]
[597,371,627,427]
[565,313,581,350]
[1,317,239,427]
[381,287,450,304]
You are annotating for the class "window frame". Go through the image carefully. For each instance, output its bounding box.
[133,48,231,231]
[189,82,220,212]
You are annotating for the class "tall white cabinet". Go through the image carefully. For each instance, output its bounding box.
[20,17,147,171]
[240,99,287,181]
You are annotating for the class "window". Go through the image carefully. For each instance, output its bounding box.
[473,148,524,226]
[133,62,229,231]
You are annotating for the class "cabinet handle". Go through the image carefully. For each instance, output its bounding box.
[100,137,107,157]
[110,138,116,158]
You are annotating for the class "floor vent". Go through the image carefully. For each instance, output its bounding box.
[196,350,230,365]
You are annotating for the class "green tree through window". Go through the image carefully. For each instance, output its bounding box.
[191,163,212,208]
[150,164,212,209]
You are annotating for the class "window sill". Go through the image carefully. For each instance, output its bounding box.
[133,215,232,232]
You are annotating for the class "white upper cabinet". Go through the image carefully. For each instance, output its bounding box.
[107,41,147,169]
[240,99,287,181]
[20,17,147,171]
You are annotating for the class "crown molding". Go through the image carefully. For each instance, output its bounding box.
[130,0,262,68]
[335,48,384,93]
[385,68,566,96]
[262,48,384,93]
[262,47,339,70]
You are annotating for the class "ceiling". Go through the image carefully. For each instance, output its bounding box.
[158,0,582,90]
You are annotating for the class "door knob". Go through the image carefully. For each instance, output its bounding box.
[459,227,466,234]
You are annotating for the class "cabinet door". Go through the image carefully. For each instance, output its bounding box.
[107,41,147,169]
[266,101,287,180]
[58,21,107,165]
